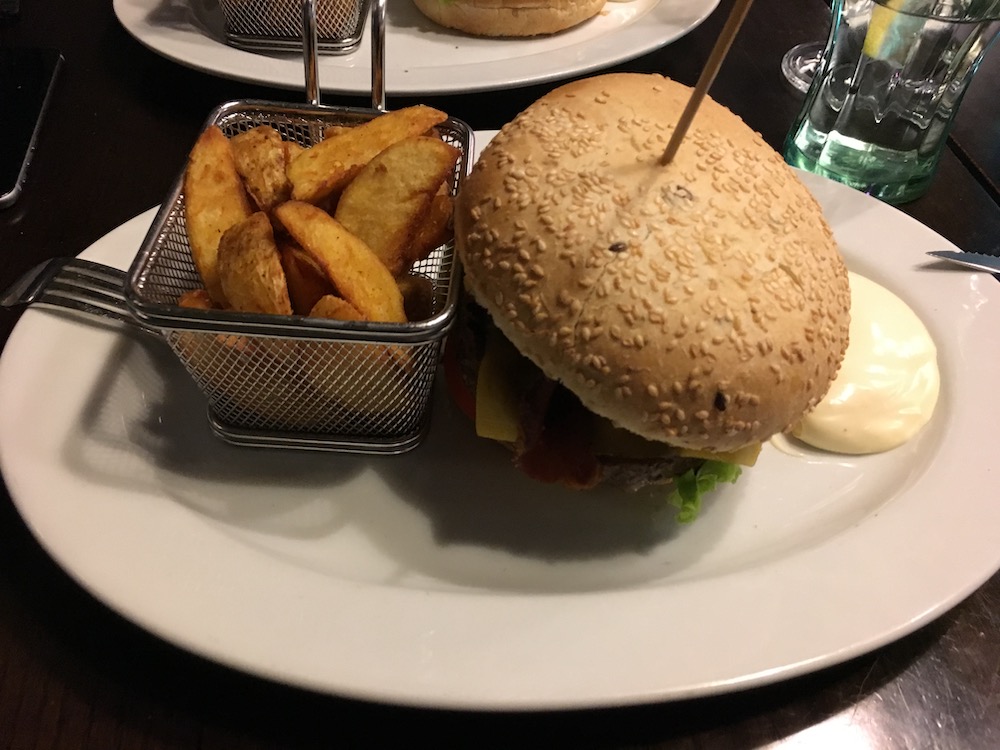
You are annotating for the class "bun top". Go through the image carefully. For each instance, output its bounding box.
[455,73,851,453]
[411,0,606,38]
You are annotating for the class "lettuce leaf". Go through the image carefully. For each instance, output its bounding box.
[669,460,742,524]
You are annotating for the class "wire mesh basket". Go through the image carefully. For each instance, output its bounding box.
[219,0,370,54]
[218,0,371,54]
[125,99,473,453]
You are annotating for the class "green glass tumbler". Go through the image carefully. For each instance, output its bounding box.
[784,0,1000,204]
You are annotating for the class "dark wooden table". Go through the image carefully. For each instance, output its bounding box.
[2,0,1000,747]
[950,37,1000,206]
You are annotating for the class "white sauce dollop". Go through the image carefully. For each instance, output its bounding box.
[793,272,940,454]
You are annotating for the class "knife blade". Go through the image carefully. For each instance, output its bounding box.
[926,250,1000,274]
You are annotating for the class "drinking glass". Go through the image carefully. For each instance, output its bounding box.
[780,1,832,92]
[781,40,824,92]
[784,0,1000,204]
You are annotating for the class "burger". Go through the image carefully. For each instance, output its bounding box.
[411,0,606,37]
[448,73,851,520]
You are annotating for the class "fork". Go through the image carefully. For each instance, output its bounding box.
[1,257,147,331]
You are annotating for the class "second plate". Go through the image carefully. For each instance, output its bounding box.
[113,0,721,95]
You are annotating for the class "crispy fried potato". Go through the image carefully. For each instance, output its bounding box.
[280,242,335,316]
[287,105,449,205]
[217,212,293,315]
[231,125,292,212]
[177,288,219,310]
[404,190,454,269]
[334,136,460,276]
[309,294,366,321]
[274,201,406,323]
[396,274,436,322]
[176,291,258,351]
[183,126,253,306]
[323,124,352,140]
[284,140,305,162]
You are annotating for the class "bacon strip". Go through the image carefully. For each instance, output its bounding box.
[513,375,602,489]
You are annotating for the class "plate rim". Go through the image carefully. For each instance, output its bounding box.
[111,0,723,95]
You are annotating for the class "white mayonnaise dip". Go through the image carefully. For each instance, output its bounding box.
[792,272,940,454]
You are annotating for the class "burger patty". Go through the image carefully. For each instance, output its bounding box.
[598,455,705,493]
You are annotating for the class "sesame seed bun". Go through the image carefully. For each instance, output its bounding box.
[411,0,606,37]
[455,73,851,453]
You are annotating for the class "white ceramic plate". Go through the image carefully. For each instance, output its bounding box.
[112,0,720,95]
[3,155,1000,710]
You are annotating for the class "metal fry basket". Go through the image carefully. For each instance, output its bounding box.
[219,0,371,54]
[125,100,473,453]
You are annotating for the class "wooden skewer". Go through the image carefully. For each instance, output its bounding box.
[660,0,757,165]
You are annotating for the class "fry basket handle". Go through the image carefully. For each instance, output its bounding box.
[302,0,320,105]
[371,0,386,111]
[301,0,385,111]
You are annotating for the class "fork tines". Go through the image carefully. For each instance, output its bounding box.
[1,257,138,329]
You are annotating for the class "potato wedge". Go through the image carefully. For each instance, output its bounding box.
[309,294,366,321]
[217,212,293,315]
[397,274,435,322]
[184,126,253,306]
[323,124,352,140]
[280,242,335,316]
[231,125,292,212]
[274,201,406,324]
[177,288,219,310]
[284,140,305,162]
[175,289,252,353]
[287,105,449,204]
[404,190,454,269]
[334,136,460,276]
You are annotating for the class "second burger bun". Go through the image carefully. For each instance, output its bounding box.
[455,73,851,454]
[411,0,606,37]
